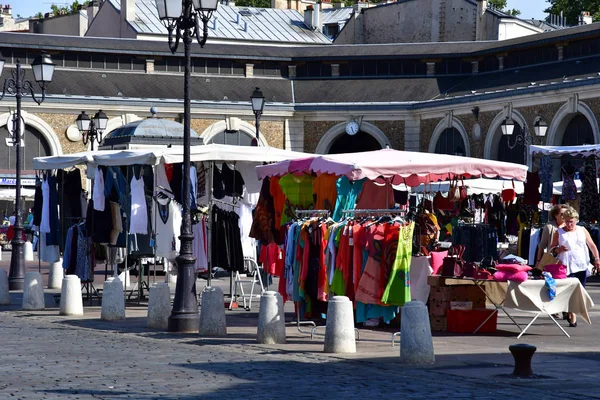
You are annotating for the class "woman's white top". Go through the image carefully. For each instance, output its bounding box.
[40,176,50,233]
[557,226,591,275]
[129,176,148,234]
[153,196,182,260]
[93,167,105,211]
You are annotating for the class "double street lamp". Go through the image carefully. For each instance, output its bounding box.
[502,115,548,163]
[250,87,265,146]
[76,110,109,151]
[0,53,55,290]
[155,0,219,333]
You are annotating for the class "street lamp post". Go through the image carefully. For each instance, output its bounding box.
[0,53,55,290]
[502,116,548,164]
[250,87,265,146]
[76,110,109,151]
[156,0,219,333]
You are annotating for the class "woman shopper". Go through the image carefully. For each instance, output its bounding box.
[550,206,600,327]
[535,204,567,269]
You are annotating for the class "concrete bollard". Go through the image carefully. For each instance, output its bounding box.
[48,260,64,289]
[0,269,10,305]
[400,301,435,364]
[257,291,286,344]
[24,241,34,261]
[509,344,537,377]
[198,286,227,336]
[101,277,125,321]
[147,282,171,329]
[324,296,356,353]
[22,272,45,310]
[59,275,84,316]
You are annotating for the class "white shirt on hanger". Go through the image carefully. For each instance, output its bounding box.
[130,175,148,234]
[153,196,182,260]
[40,176,51,233]
[93,167,105,211]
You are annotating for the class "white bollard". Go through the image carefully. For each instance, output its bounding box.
[324,296,356,354]
[48,260,64,289]
[147,282,171,329]
[22,272,45,310]
[24,241,34,261]
[59,275,84,316]
[257,291,286,344]
[0,269,10,305]
[400,301,435,364]
[101,277,126,321]
[198,286,227,336]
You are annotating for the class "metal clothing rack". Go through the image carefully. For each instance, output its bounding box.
[343,208,406,216]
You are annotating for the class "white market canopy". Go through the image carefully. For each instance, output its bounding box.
[396,178,526,196]
[530,144,600,157]
[33,144,309,170]
[257,149,529,186]
[0,188,35,200]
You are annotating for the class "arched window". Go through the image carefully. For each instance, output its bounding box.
[0,124,52,171]
[328,131,382,154]
[434,128,466,156]
[561,114,594,170]
[206,130,254,146]
[497,123,525,165]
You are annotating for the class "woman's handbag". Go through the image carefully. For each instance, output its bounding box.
[441,245,465,277]
[501,179,517,203]
[537,252,559,269]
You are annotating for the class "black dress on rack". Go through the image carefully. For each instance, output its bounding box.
[211,206,244,272]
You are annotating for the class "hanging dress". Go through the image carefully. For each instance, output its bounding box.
[381,221,415,306]
[539,155,553,202]
[562,164,578,201]
[579,157,600,223]
[40,175,51,233]
[129,176,148,234]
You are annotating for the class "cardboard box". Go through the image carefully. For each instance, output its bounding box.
[446,309,497,334]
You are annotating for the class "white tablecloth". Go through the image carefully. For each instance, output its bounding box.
[504,278,595,324]
[410,256,432,303]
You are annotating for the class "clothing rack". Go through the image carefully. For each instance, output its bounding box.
[343,208,405,215]
[294,209,330,218]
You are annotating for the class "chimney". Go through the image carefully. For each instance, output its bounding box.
[580,11,592,25]
[304,5,313,29]
[122,0,135,22]
[313,3,321,32]
[475,0,487,41]
[87,0,99,28]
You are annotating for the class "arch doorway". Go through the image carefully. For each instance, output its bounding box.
[0,124,52,171]
[560,113,594,171]
[434,128,467,156]
[497,123,526,165]
[328,131,382,154]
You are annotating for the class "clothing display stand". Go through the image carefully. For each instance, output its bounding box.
[290,210,331,335]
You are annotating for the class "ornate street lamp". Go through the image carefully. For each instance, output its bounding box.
[250,87,265,146]
[533,117,548,137]
[0,53,55,290]
[155,0,219,333]
[76,110,109,151]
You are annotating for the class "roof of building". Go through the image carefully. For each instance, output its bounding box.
[102,116,203,146]
[321,7,353,26]
[106,0,331,44]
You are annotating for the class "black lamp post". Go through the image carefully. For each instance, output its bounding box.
[503,115,548,164]
[76,110,109,151]
[250,87,265,146]
[0,53,55,290]
[156,0,218,333]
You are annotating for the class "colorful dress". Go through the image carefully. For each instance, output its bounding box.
[539,155,553,202]
[381,221,415,306]
[580,158,600,223]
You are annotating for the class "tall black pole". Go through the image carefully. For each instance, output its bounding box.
[255,112,261,144]
[8,62,25,290]
[168,11,199,333]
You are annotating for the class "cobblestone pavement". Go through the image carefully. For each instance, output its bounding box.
[1,308,600,400]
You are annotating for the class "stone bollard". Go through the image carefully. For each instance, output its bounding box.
[324,296,356,353]
[400,301,435,364]
[22,272,45,310]
[199,286,227,336]
[24,241,34,261]
[101,277,126,321]
[257,291,286,344]
[509,344,537,377]
[147,282,171,329]
[59,275,84,316]
[0,269,10,305]
[48,260,64,289]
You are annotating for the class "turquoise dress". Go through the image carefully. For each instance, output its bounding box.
[332,177,366,221]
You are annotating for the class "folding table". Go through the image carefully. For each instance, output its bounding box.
[504,277,595,338]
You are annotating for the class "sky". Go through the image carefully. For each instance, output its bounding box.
[12,0,549,19]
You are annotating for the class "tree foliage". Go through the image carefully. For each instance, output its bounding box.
[48,1,90,17]
[544,0,600,25]
[488,0,521,16]
[234,0,270,8]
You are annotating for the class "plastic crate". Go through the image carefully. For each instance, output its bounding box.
[446,309,497,333]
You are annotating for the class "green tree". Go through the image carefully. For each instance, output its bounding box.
[545,0,600,25]
[234,0,270,7]
[34,12,44,19]
[488,0,521,16]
